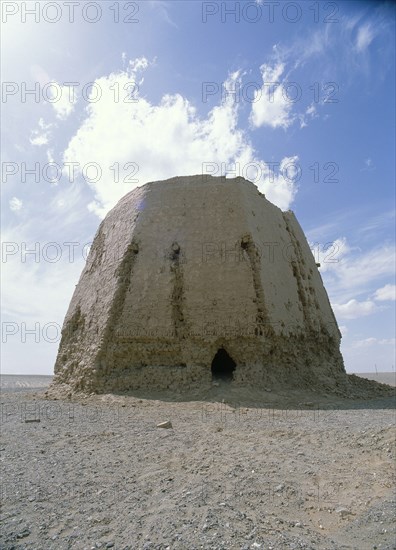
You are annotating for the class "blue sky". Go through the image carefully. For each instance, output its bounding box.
[1,0,395,374]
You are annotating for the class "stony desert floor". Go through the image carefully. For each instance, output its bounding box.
[0,379,395,550]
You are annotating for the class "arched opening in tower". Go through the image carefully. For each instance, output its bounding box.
[211,348,236,381]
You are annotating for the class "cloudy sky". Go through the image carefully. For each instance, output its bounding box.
[1,0,395,374]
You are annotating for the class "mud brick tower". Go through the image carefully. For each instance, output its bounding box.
[52,175,346,393]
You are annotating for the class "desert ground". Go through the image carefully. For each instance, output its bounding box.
[0,374,395,550]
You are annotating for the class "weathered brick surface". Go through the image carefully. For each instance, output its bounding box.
[52,175,347,393]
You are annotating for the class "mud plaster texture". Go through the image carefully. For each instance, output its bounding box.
[50,176,390,397]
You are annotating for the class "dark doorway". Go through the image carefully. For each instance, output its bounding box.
[211,348,236,381]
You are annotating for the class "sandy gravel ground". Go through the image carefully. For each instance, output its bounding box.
[1,381,395,550]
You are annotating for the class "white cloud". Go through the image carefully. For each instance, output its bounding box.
[29,117,52,146]
[51,83,77,120]
[306,219,346,243]
[357,209,395,235]
[1,229,86,379]
[259,155,299,210]
[30,134,48,146]
[309,237,350,273]
[250,62,295,129]
[335,245,395,292]
[355,23,374,53]
[1,202,93,324]
[298,103,319,129]
[1,253,83,322]
[342,336,396,373]
[30,66,77,120]
[306,104,316,116]
[147,1,177,28]
[128,57,150,73]
[46,149,54,163]
[63,58,299,217]
[332,299,379,320]
[353,337,395,348]
[374,284,396,302]
[320,240,395,304]
[9,197,22,211]
[307,226,395,329]
[271,9,392,90]
[360,157,375,172]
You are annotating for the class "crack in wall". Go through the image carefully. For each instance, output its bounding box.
[95,239,140,370]
[241,234,272,337]
[283,214,316,331]
[86,222,106,273]
[170,242,187,339]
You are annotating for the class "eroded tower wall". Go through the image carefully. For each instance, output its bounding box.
[53,176,345,393]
